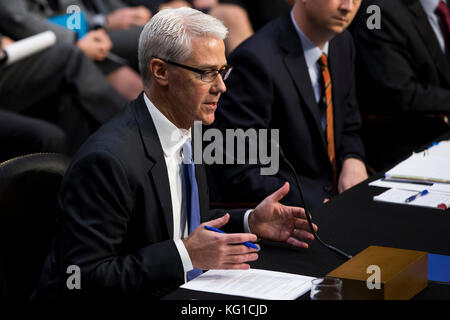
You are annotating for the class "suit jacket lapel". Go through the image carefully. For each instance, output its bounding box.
[279,14,327,148]
[405,0,450,85]
[132,93,174,239]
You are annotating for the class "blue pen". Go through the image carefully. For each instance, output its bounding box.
[204,225,260,250]
[405,189,429,203]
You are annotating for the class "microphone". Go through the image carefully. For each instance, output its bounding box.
[277,145,352,260]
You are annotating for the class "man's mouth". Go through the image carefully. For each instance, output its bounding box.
[334,16,348,23]
[204,102,218,108]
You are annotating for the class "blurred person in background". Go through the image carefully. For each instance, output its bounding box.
[0,15,127,154]
[0,0,144,100]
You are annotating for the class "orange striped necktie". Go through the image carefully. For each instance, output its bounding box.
[318,53,338,192]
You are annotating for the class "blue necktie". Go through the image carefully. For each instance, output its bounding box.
[182,139,203,281]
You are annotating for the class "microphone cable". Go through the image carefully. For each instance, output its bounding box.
[278,146,352,260]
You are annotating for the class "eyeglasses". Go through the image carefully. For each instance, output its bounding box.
[153,56,233,82]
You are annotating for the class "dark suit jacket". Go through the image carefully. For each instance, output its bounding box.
[34,93,246,300]
[351,0,450,170]
[207,13,365,209]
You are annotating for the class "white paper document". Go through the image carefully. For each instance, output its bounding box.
[369,179,431,192]
[420,140,450,157]
[180,269,315,300]
[385,152,450,184]
[373,188,450,210]
[369,179,450,193]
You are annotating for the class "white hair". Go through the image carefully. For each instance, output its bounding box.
[138,7,228,87]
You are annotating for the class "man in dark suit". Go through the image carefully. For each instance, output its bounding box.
[34,7,316,300]
[351,0,450,171]
[207,0,367,209]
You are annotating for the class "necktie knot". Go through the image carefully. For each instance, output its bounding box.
[182,139,193,164]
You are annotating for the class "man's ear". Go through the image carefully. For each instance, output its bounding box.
[150,59,169,86]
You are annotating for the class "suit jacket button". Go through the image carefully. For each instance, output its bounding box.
[324,185,333,193]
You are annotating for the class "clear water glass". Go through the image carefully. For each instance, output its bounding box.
[310,277,343,300]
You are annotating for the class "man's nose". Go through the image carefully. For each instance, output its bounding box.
[212,73,227,94]
[339,0,354,12]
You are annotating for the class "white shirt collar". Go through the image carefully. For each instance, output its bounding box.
[143,92,191,158]
[420,0,441,16]
[290,10,329,69]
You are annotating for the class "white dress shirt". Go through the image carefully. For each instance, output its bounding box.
[290,10,329,130]
[144,93,194,273]
[143,93,253,278]
[420,0,447,53]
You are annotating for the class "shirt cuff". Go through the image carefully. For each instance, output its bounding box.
[343,153,365,163]
[175,209,254,273]
[91,14,107,28]
[244,209,253,233]
[174,239,193,273]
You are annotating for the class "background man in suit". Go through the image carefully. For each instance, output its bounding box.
[207,0,367,209]
[0,0,144,100]
[0,22,126,156]
[34,7,316,300]
[352,0,450,171]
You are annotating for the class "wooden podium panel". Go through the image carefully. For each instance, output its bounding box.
[327,246,428,300]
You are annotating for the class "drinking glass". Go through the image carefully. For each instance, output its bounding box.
[310,277,343,300]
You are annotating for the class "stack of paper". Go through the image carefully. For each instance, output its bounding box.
[181,269,315,300]
[385,141,450,184]
[371,140,450,210]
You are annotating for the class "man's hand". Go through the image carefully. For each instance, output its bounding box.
[106,6,152,30]
[0,36,14,62]
[338,157,368,194]
[1,35,14,49]
[76,29,112,61]
[183,214,260,270]
[248,182,318,249]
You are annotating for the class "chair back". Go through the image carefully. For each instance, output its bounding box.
[0,153,70,301]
